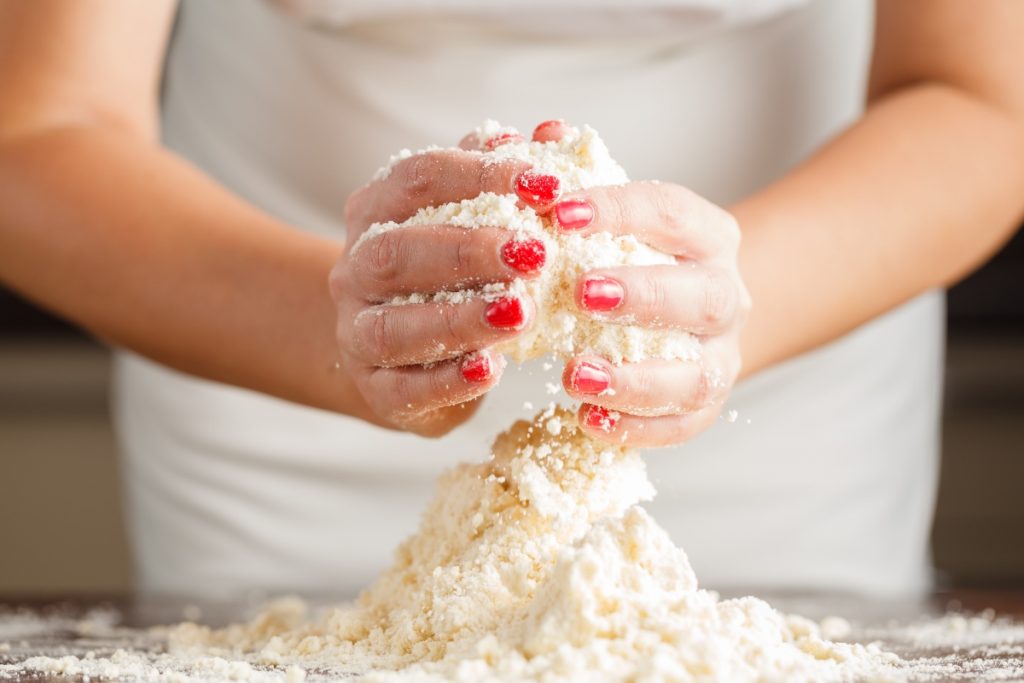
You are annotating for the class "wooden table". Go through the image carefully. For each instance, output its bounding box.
[2,588,1023,681]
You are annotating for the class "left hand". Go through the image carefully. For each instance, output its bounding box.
[554,176,750,447]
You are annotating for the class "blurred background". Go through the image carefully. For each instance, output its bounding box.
[0,231,1022,596]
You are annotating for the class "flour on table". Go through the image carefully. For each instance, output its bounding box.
[352,121,701,365]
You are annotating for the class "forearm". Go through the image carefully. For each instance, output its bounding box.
[0,123,374,422]
[733,83,1024,377]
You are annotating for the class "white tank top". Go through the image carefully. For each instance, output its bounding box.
[114,0,944,599]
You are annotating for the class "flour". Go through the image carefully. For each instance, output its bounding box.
[149,408,898,682]
[352,121,701,365]
[3,122,1020,683]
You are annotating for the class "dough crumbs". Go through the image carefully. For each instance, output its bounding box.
[352,121,701,365]
[159,408,899,682]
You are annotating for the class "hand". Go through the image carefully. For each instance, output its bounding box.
[328,133,560,436]
[557,180,751,448]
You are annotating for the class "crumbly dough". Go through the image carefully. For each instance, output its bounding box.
[170,407,894,682]
[352,121,701,365]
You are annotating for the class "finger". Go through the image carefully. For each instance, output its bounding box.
[562,356,728,417]
[459,125,526,151]
[575,264,740,335]
[348,294,533,367]
[345,148,534,232]
[577,403,721,448]
[532,119,573,143]
[349,225,547,301]
[551,182,740,260]
[354,349,505,431]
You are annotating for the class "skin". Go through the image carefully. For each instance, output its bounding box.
[1,2,1023,448]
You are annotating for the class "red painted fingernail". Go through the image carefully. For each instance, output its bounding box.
[501,238,546,274]
[572,361,611,395]
[532,119,566,141]
[460,353,492,383]
[515,171,561,207]
[584,405,619,432]
[484,296,525,329]
[554,199,594,231]
[485,132,525,150]
[581,277,624,312]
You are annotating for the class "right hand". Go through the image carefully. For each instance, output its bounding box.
[329,126,563,436]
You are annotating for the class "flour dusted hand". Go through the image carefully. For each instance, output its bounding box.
[334,119,748,445]
[329,135,543,436]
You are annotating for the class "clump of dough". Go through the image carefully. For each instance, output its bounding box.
[170,408,895,682]
[353,121,701,365]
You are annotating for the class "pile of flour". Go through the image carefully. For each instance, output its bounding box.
[168,407,896,682]
[353,121,701,364]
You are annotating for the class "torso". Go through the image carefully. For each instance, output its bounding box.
[114,0,943,598]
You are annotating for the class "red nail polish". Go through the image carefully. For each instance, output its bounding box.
[460,353,492,383]
[572,361,611,395]
[532,119,566,142]
[515,171,561,207]
[581,277,624,312]
[554,199,594,231]
[484,296,525,329]
[584,405,619,432]
[485,132,525,150]
[501,238,546,274]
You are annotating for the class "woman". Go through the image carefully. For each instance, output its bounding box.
[1,0,1021,599]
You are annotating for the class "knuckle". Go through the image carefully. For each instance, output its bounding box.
[438,303,470,351]
[700,269,737,329]
[630,365,659,400]
[453,230,478,278]
[327,260,349,302]
[351,232,403,296]
[356,309,400,363]
[604,188,631,229]
[391,371,416,407]
[398,154,436,203]
[639,269,669,323]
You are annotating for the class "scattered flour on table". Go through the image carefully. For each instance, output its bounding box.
[352,121,701,365]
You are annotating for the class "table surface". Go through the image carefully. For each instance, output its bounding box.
[1,589,1023,682]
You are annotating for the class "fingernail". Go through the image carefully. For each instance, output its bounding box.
[554,199,594,231]
[485,132,525,150]
[515,171,562,207]
[571,361,611,395]
[484,296,525,329]
[501,238,546,274]
[532,119,566,142]
[584,405,619,432]
[460,353,492,383]
[581,276,624,312]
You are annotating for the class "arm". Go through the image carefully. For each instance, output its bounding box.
[0,2,373,421]
[733,0,1024,376]
[554,1,1024,447]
